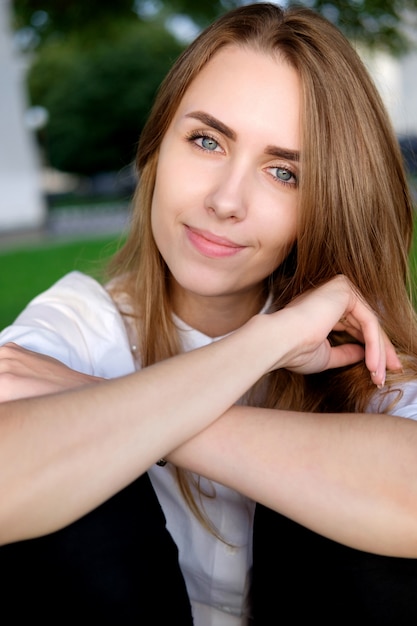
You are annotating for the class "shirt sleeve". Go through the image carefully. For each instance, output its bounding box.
[366,380,417,422]
[0,271,135,378]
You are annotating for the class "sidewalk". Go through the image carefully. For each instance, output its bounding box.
[0,204,130,251]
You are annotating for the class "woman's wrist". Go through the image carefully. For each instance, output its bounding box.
[251,309,297,370]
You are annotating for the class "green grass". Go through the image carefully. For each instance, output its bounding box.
[0,234,124,331]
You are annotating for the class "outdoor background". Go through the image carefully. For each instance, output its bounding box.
[1,0,417,330]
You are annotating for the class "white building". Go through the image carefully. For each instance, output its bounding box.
[0,0,46,232]
[359,14,417,137]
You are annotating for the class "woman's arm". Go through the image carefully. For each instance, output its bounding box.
[0,315,274,544]
[0,276,404,547]
[170,404,417,558]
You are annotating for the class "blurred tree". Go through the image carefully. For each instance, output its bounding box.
[27,20,184,174]
[12,0,137,47]
[163,0,417,53]
[13,0,417,53]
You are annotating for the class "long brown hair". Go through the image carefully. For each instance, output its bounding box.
[108,3,417,526]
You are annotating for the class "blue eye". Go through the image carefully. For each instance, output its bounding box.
[267,165,297,187]
[276,167,293,182]
[186,130,223,153]
[201,136,219,151]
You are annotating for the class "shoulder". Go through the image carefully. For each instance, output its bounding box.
[0,271,135,377]
[6,270,116,330]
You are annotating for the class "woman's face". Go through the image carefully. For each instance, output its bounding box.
[151,45,300,317]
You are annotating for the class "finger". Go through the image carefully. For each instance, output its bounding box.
[326,343,365,370]
[336,312,402,381]
[384,335,402,372]
[361,316,397,388]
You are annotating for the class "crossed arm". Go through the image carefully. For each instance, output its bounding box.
[0,276,416,556]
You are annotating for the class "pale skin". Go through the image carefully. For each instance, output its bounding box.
[0,46,416,557]
[151,45,300,335]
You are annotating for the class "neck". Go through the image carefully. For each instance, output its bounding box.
[171,285,268,338]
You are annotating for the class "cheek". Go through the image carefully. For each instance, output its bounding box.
[150,197,158,242]
[150,167,187,257]
[261,204,298,256]
[265,237,295,272]
[151,158,174,222]
[256,224,297,277]
[150,176,168,248]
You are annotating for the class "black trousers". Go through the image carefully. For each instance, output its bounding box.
[0,472,193,624]
[251,504,417,624]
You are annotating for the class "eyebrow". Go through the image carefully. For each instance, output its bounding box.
[185,110,300,162]
[265,145,300,162]
[185,111,236,140]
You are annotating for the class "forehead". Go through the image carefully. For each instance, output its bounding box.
[175,45,301,149]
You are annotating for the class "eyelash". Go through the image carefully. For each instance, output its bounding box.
[185,130,223,153]
[267,166,298,188]
[185,130,298,188]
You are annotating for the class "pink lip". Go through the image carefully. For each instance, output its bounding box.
[185,226,245,258]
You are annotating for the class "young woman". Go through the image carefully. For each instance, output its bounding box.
[0,3,417,623]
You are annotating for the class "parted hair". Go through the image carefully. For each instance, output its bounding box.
[108,2,417,525]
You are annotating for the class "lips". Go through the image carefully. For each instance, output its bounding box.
[185,225,245,258]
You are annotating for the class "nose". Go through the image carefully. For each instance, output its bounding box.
[204,159,249,221]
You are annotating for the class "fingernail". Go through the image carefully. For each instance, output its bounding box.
[377,375,386,389]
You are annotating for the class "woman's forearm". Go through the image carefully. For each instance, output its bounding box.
[171,405,417,557]
[0,315,278,544]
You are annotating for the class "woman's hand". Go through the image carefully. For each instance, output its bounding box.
[269,275,402,386]
[0,342,103,402]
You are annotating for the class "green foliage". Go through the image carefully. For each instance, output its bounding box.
[12,0,136,42]
[145,0,417,53]
[13,0,417,54]
[308,0,417,54]
[27,20,184,175]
